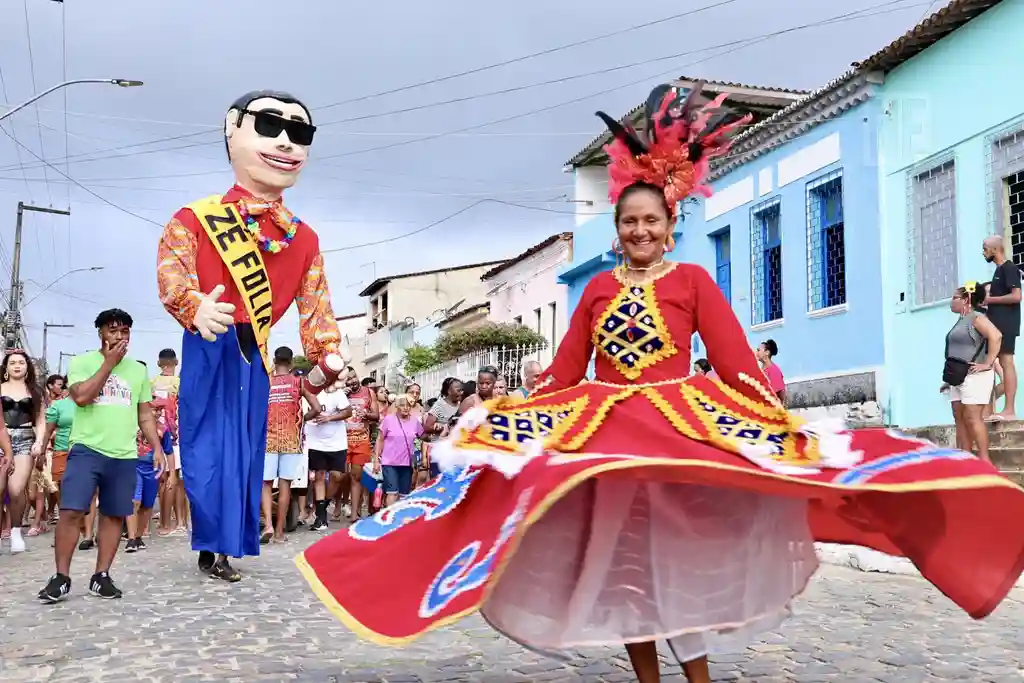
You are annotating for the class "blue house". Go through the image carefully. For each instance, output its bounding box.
[875,0,1024,428]
[561,76,887,417]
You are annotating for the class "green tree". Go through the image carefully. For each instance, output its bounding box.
[292,355,314,373]
[433,322,547,362]
[402,344,439,375]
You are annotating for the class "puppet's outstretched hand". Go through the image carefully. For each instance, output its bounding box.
[193,284,236,342]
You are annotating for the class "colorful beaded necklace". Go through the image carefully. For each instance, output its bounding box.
[236,197,300,254]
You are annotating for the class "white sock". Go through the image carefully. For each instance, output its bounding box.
[10,526,25,551]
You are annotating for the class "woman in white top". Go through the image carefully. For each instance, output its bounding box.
[304,386,352,531]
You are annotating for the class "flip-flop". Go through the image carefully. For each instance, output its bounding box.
[985,414,1007,422]
[259,530,273,545]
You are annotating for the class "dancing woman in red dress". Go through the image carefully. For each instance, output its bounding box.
[298,84,1024,683]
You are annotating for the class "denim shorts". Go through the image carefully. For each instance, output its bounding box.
[263,453,304,481]
[381,465,413,496]
[60,444,137,518]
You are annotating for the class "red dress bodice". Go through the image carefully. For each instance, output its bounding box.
[536,264,771,403]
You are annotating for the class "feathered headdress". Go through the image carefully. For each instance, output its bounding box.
[596,82,752,213]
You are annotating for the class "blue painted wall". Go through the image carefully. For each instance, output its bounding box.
[679,103,885,383]
[563,102,885,388]
[878,0,1024,428]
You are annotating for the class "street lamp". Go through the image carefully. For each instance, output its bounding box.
[22,266,104,309]
[0,79,144,123]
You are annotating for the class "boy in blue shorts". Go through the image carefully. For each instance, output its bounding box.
[126,398,172,552]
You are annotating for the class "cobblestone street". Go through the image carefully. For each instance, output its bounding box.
[1,530,1023,682]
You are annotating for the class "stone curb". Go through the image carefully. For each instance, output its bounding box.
[815,543,1024,587]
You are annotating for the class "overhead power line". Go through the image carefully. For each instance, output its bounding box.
[0,131,215,174]
[0,0,925,245]
[321,198,603,254]
[0,0,919,175]
[314,0,744,112]
[314,0,926,162]
[0,126,164,227]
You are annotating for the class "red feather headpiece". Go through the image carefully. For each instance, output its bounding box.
[596,82,752,215]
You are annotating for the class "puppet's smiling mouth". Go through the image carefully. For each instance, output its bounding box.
[259,153,302,171]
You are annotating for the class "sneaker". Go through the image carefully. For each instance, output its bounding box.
[124,539,138,553]
[210,559,241,582]
[310,518,329,532]
[88,572,123,599]
[78,538,95,551]
[38,573,71,603]
[135,537,147,551]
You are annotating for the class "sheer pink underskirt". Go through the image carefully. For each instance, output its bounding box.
[481,477,818,663]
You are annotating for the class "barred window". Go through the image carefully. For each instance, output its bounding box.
[909,160,958,307]
[806,170,846,311]
[1008,170,1024,265]
[712,229,731,304]
[987,123,1024,264]
[750,198,783,325]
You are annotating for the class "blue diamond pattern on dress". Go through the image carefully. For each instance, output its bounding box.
[594,284,675,380]
[699,400,786,448]
[488,409,571,444]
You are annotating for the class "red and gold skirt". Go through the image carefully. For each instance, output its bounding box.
[298,374,1024,651]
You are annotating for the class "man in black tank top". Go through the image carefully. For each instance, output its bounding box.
[983,236,1021,419]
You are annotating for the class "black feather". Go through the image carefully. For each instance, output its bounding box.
[643,84,676,144]
[596,111,647,157]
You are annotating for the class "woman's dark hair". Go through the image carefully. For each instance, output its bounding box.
[957,285,987,310]
[2,351,43,419]
[762,339,779,358]
[463,380,477,397]
[403,382,422,406]
[95,308,132,329]
[440,377,461,400]
[478,365,498,380]
[425,397,438,410]
[694,358,712,374]
[613,182,673,225]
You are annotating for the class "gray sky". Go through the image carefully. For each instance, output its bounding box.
[0,0,935,369]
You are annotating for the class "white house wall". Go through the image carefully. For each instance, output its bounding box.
[486,240,571,366]
[573,166,612,226]
[384,267,496,326]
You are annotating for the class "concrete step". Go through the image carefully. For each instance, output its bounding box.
[896,421,1024,479]
[990,448,1024,470]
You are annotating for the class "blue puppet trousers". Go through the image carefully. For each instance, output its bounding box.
[179,326,269,559]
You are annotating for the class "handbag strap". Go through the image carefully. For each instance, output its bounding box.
[395,417,415,460]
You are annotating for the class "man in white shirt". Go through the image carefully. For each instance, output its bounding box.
[304,386,352,531]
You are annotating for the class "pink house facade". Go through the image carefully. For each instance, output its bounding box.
[481,233,573,367]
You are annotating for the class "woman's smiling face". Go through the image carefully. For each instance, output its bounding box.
[616,187,671,267]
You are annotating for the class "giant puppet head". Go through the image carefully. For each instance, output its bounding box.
[224,90,315,198]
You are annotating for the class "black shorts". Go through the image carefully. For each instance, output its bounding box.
[1000,333,1017,355]
[308,448,347,473]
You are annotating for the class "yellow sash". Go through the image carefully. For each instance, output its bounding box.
[186,195,274,373]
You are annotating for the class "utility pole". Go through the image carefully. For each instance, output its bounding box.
[58,351,74,375]
[6,203,71,350]
[43,323,73,374]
